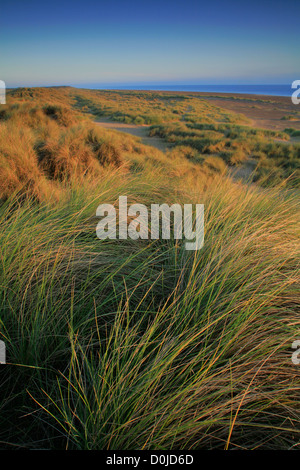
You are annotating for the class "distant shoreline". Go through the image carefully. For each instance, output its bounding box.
[79,84,293,97]
[7,84,293,97]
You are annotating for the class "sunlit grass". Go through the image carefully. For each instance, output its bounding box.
[0,87,299,450]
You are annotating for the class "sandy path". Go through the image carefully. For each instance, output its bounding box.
[95,112,299,186]
[95,118,261,185]
[95,118,170,152]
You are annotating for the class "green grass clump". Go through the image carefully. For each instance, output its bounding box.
[1,179,299,449]
[252,142,300,187]
[284,128,300,137]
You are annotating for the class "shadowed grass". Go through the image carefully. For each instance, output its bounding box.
[0,177,299,449]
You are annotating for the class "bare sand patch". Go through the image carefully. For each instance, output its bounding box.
[198,93,300,132]
[95,118,170,152]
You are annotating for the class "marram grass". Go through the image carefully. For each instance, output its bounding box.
[0,87,299,450]
[0,177,299,449]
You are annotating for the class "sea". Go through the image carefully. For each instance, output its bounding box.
[86,84,292,97]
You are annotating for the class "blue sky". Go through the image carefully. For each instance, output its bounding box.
[1,0,299,87]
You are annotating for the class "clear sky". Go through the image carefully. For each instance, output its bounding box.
[1,0,299,87]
